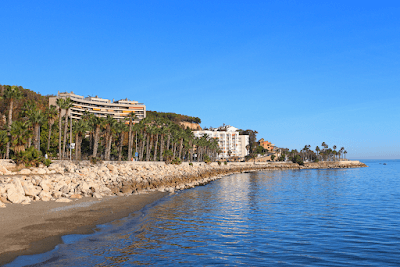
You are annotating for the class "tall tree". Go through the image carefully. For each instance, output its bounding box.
[56,98,65,160]
[127,112,137,160]
[4,86,22,158]
[46,105,58,153]
[62,98,73,159]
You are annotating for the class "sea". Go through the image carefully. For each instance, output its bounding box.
[7,159,400,266]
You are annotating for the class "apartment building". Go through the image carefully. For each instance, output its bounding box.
[49,92,146,121]
[258,138,275,151]
[193,125,249,159]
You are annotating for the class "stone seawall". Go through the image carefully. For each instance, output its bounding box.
[0,160,367,208]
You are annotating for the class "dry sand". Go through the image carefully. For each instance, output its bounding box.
[0,191,167,266]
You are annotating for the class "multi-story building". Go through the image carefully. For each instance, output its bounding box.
[193,125,249,159]
[49,92,146,121]
[258,138,275,151]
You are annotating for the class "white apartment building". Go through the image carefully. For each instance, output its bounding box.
[194,125,249,159]
[49,92,146,121]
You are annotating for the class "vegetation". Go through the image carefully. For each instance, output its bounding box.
[0,84,220,163]
[12,146,48,167]
[276,143,348,163]
[0,84,349,165]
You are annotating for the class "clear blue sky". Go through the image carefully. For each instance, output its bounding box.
[1,1,399,159]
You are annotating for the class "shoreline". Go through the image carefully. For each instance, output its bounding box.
[0,160,367,265]
[0,191,168,266]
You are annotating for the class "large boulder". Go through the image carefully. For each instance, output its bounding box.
[19,169,31,175]
[39,191,52,201]
[21,181,42,197]
[7,180,29,204]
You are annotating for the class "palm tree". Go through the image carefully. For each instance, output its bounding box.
[90,115,106,158]
[62,98,73,159]
[56,98,65,160]
[127,112,137,160]
[46,105,58,153]
[104,115,116,161]
[115,120,128,161]
[73,119,89,160]
[0,130,9,159]
[10,121,32,153]
[28,108,45,151]
[4,86,22,158]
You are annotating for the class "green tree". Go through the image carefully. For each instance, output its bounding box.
[4,86,22,158]
[46,105,58,152]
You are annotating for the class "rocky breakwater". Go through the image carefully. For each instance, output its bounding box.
[0,160,366,208]
[0,161,274,208]
[302,160,368,169]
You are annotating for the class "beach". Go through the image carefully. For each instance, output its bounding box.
[0,191,167,265]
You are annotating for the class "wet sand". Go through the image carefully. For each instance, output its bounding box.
[0,191,168,266]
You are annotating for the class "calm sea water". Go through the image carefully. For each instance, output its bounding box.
[8,160,400,266]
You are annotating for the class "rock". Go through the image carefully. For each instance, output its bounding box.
[35,168,47,175]
[70,194,82,199]
[121,186,132,194]
[107,164,115,171]
[21,181,41,197]
[55,198,72,203]
[0,201,6,208]
[52,191,62,199]
[0,196,10,203]
[19,169,31,175]
[40,180,51,192]
[39,191,52,201]
[21,199,31,205]
[7,190,26,204]
[92,192,103,199]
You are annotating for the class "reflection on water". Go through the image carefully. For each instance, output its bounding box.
[8,160,400,266]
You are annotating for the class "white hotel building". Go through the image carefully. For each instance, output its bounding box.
[194,125,249,159]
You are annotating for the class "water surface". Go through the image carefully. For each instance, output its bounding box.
[9,160,400,266]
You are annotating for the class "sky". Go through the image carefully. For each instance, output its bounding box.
[1,0,399,159]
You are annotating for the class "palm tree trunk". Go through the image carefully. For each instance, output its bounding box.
[105,126,111,161]
[159,134,164,161]
[47,122,53,152]
[106,134,112,160]
[5,99,13,159]
[178,138,183,159]
[58,112,62,160]
[33,124,39,150]
[93,125,100,158]
[166,134,171,151]
[146,134,151,161]
[63,114,68,159]
[128,118,132,159]
[75,133,79,160]
[153,134,159,161]
[118,132,124,161]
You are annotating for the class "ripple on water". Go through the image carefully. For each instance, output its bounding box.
[7,160,400,266]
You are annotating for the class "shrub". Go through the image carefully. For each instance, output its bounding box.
[12,146,43,167]
[171,157,182,165]
[89,156,103,165]
[217,161,221,165]
[163,149,173,164]
[204,155,211,164]
[224,161,227,165]
[44,158,52,167]
[290,155,304,166]
[189,162,193,166]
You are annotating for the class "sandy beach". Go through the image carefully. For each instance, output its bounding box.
[0,191,167,266]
